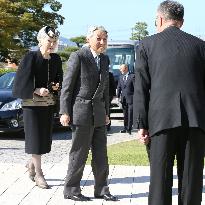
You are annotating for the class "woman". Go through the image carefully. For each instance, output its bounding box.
[13,26,63,189]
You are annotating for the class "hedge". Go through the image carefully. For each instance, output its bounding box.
[0,68,17,76]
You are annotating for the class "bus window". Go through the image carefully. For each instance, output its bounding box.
[106,47,135,84]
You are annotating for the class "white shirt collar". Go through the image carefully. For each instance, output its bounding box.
[90,48,99,58]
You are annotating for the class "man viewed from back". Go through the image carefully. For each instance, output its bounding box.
[133,1,205,205]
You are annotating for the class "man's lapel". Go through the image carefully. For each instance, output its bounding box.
[84,47,99,72]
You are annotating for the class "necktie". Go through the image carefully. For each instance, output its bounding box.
[95,56,100,70]
[123,75,127,82]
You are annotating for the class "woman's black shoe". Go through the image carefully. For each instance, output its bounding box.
[120,129,127,133]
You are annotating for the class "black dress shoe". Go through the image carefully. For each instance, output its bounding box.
[127,130,131,135]
[64,194,91,201]
[95,193,118,201]
[120,129,127,133]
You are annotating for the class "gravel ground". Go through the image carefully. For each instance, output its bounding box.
[0,119,136,164]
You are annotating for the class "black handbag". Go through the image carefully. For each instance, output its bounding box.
[22,59,56,107]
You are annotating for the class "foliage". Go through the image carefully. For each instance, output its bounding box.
[87,140,150,166]
[130,22,149,41]
[70,36,86,47]
[0,68,17,76]
[58,46,79,62]
[0,0,64,61]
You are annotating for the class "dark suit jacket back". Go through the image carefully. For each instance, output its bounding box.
[117,73,135,105]
[133,26,205,136]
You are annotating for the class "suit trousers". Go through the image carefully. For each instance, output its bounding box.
[63,125,110,196]
[149,127,205,205]
[122,98,133,130]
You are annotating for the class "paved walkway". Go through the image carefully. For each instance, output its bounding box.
[1,162,205,205]
[0,117,205,204]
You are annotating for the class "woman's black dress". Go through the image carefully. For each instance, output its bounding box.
[23,59,53,154]
[24,59,54,154]
[12,51,63,155]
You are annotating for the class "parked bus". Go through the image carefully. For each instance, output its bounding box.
[105,40,139,109]
[105,40,139,86]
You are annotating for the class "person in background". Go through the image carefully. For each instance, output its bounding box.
[107,71,116,131]
[117,64,135,135]
[133,1,205,204]
[5,58,18,69]
[60,26,117,202]
[12,26,63,189]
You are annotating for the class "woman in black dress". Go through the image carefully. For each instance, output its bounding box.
[13,26,63,189]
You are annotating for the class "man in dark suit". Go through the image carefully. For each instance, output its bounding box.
[133,1,205,205]
[107,71,116,131]
[117,64,135,135]
[60,26,117,202]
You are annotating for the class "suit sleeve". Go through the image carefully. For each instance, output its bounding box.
[133,42,151,129]
[12,52,35,99]
[110,72,116,96]
[60,52,80,115]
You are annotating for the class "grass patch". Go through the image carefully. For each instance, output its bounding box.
[86,140,149,166]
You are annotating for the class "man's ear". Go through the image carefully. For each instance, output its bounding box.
[179,19,184,28]
[159,16,163,27]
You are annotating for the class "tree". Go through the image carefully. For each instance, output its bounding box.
[130,22,149,41]
[70,36,86,47]
[0,0,64,61]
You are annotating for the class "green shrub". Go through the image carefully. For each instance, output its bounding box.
[0,68,17,76]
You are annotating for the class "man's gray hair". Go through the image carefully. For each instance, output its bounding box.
[158,0,184,21]
[86,25,108,38]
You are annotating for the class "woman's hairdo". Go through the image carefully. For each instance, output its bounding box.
[37,26,60,42]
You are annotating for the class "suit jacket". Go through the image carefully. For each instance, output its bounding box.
[117,73,135,105]
[109,72,116,98]
[60,46,109,127]
[133,26,205,136]
[12,50,63,99]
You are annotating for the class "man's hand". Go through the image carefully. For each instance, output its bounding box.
[105,115,110,125]
[52,83,60,91]
[137,129,150,145]
[60,114,70,126]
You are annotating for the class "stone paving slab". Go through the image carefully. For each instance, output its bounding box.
[0,162,205,205]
